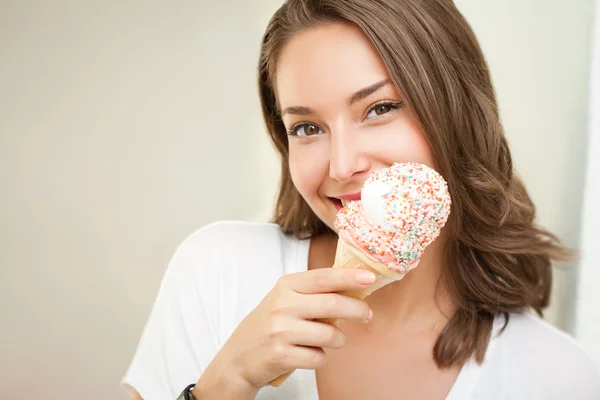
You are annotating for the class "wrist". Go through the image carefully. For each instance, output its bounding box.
[193,366,259,400]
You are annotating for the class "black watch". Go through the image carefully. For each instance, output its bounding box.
[177,383,196,400]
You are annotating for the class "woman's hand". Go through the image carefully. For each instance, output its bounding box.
[196,268,375,394]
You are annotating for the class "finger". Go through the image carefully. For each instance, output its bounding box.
[280,268,376,294]
[267,344,326,373]
[280,319,346,349]
[297,293,372,322]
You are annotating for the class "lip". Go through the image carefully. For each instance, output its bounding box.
[328,192,362,211]
[336,193,362,201]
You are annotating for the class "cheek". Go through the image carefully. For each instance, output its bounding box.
[371,117,436,169]
[288,142,328,201]
[403,115,436,166]
[400,131,435,167]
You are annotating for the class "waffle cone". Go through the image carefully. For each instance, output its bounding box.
[269,239,405,387]
[318,238,405,325]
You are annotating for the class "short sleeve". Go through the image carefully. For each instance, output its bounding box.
[532,335,600,399]
[505,314,600,400]
[122,223,226,400]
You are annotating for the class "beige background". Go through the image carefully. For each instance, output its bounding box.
[0,0,596,399]
[575,0,600,371]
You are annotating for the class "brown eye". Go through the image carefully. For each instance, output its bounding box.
[288,123,324,137]
[366,101,403,119]
[305,124,319,135]
[375,104,391,115]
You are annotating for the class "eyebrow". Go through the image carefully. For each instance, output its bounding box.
[280,78,393,117]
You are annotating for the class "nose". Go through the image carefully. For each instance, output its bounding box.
[329,128,371,183]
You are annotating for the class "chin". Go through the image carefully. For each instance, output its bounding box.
[311,209,335,233]
[322,212,338,233]
[305,197,338,233]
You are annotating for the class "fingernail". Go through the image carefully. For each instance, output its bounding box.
[356,272,376,284]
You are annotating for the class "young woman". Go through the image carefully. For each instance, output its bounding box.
[123,1,600,399]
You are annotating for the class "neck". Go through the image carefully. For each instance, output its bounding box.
[368,234,455,332]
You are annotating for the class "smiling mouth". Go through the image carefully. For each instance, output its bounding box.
[328,198,357,211]
[329,198,343,211]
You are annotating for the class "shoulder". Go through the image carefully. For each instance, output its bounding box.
[167,221,307,299]
[501,312,593,364]
[175,220,291,257]
[497,312,600,398]
[170,221,298,273]
[171,221,309,341]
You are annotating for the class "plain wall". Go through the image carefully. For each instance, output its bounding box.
[0,1,595,398]
[575,0,600,368]
[0,2,269,398]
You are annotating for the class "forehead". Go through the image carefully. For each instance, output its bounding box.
[275,22,392,109]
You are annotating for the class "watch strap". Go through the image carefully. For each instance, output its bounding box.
[176,383,196,400]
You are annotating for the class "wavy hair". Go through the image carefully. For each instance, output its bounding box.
[257,0,571,367]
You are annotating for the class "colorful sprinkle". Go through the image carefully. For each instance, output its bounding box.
[335,163,452,273]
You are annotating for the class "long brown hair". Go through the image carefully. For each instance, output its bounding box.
[257,0,571,368]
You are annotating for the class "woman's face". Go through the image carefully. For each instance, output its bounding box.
[276,22,435,231]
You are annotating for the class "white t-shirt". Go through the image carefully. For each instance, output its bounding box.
[123,221,600,400]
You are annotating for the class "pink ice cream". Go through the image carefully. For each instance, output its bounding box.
[334,162,452,273]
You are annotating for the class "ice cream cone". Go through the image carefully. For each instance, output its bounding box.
[319,238,406,325]
[269,162,452,388]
